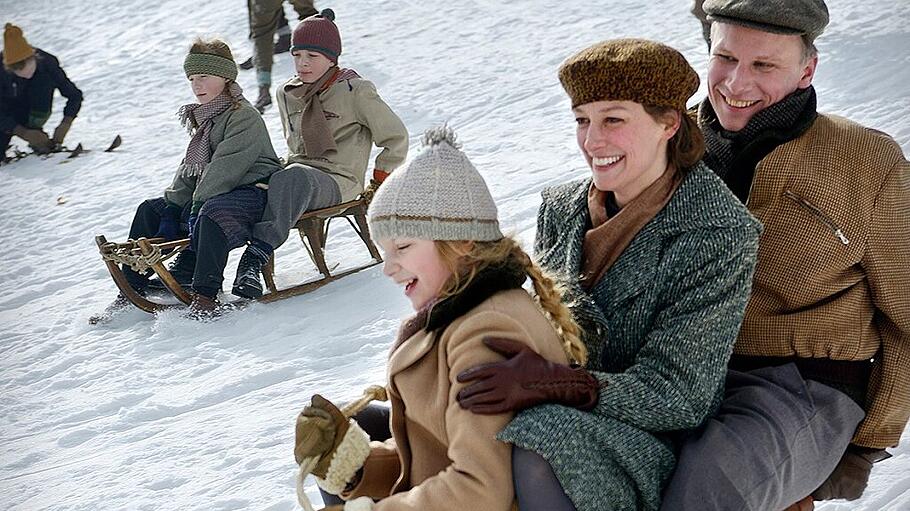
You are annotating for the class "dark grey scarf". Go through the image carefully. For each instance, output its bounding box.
[699,86,817,202]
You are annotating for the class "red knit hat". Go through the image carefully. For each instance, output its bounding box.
[292,9,341,62]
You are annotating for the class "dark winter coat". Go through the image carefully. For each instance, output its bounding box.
[0,49,82,134]
[498,163,761,511]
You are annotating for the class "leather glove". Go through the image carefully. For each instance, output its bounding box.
[782,496,814,511]
[456,337,600,414]
[13,125,54,154]
[52,116,74,145]
[294,394,350,476]
[811,446,891,501]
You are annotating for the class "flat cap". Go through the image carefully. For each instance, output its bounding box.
[559,38,699,111]
[704,0,829,42]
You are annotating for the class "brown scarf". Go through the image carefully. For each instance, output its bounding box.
[287,67,359,159]
[580,166,683,290]
[176,82,244,177]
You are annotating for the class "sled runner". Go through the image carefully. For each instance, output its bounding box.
[94,197,382,313]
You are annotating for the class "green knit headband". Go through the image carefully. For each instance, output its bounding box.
[184,53,238,81]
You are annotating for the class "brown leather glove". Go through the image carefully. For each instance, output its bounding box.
[782,496,814,511]
[811,445,891,501]
[52,116,74,145]
[294,394,350,478]
[13,125,53,154]
[456,337,599,414]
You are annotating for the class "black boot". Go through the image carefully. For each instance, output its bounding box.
[255,85,272,113]
[239,56,254,70]
[274,32,291,54]
[232,240,272,299]
[148,249,196,290]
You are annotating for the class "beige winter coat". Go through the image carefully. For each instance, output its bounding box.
[276,75,408,202]
[346,269,569,511]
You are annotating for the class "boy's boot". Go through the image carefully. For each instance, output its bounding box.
[233,239,273,299]
[255,85,272,113]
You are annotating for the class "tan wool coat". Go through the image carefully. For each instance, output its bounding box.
[735,113,910,448]
[276,75,408,202]
[346,268,569,511]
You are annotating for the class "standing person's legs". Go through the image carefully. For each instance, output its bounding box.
[659,364,864,511]
[233,165,341,298]
[249,0,284,111]
[319,404,391,506]
[191,187,268,300]
[289,0,318,19]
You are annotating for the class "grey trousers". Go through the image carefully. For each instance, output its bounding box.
[252,163,341,250]
[660,363,865,511]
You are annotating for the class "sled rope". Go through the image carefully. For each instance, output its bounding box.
[99,239,185,273]
[296,385,388,511]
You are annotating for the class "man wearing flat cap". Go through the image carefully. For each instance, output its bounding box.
[662,0,909,510]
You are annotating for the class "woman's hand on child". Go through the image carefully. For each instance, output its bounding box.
[456,337,600,414]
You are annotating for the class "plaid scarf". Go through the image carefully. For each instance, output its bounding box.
[286,67,360,159]
[176,82,245,178]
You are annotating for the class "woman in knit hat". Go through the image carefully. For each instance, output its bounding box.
[452,40,763,510]
[230,8,408,301]
[95,38,282,320]
[292,126,590,511]
[1,23,83,160]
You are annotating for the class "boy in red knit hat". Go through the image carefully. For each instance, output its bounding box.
[232,8,409,299]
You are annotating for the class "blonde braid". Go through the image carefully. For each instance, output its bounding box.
[435,237,588,366]
[509,241,588,366]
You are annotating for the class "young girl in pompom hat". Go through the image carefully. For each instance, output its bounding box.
[97,38,282,320]
[231,8,409,301]
[292,126,591,511]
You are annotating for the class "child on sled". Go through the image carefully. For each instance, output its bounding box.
[292,127,593,511]
[99,37,282,319]
[231,8,409,300]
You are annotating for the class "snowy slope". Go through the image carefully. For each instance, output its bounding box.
[1,0,909,509]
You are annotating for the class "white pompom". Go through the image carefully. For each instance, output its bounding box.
[421,124,461,149]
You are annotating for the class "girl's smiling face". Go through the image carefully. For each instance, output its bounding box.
[379,238,453,311]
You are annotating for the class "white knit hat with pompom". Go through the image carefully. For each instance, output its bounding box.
[367,126,503,242]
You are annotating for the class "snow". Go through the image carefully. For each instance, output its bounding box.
[1,0,909,509]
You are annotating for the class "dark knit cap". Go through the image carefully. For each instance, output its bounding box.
[704,0,829,43]
[559,39,699,110]
[292,8,341,61]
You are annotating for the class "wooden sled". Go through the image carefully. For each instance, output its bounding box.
[95,198,382,313]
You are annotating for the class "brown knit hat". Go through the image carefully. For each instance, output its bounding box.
[3,23,36,66]
[559,39,699,110]
[292,8,341,62]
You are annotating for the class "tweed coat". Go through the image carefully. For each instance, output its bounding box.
[732,114,910,449]
[164,99,281,211]
[498,163,761,511]
[346,264,569,511]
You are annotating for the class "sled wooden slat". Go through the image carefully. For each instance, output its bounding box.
[256,263,380,303]
[261,197,382,289]
[137,238,194,306]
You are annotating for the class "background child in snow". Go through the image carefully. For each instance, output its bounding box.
[231,8,408,300]
[107,38,281,316]
[293,127,589,511]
